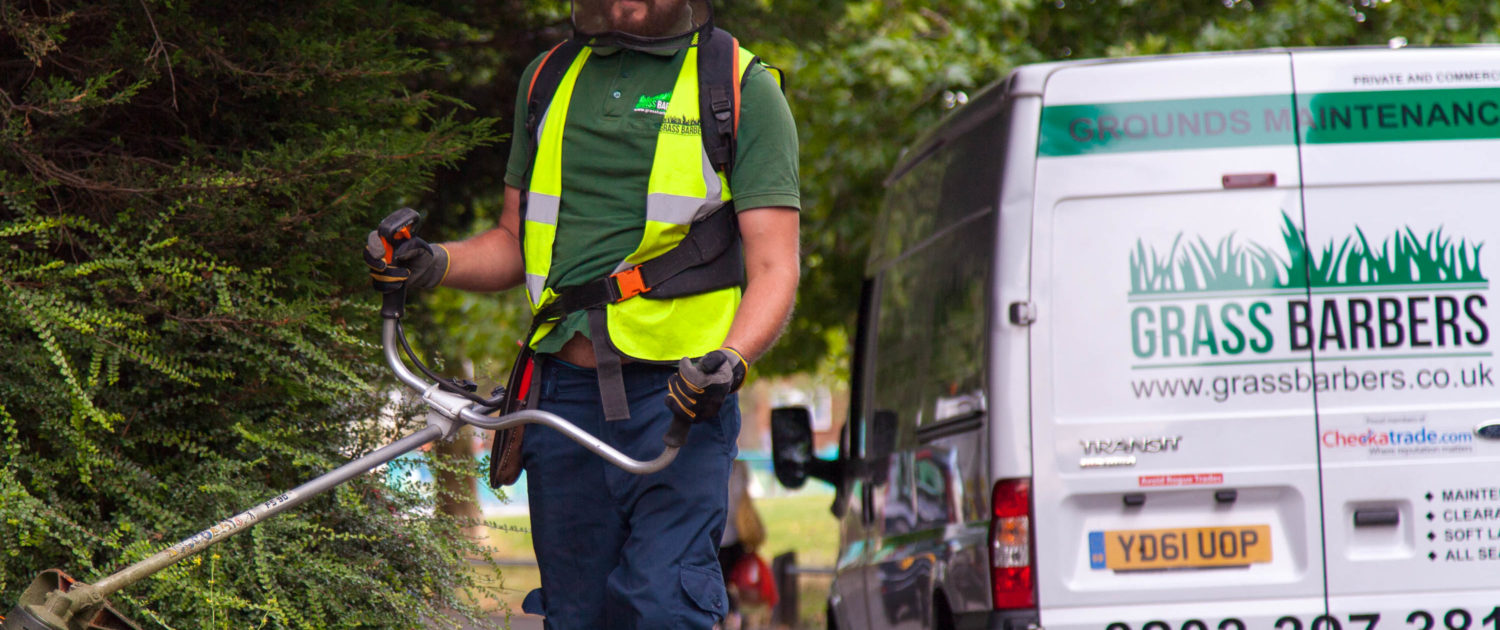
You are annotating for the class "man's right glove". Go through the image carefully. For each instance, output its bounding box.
[362,226,449,294]
[665,348,746,423]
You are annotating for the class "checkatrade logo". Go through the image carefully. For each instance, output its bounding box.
[1321,428,1474,449]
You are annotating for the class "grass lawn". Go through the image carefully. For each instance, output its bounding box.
[475,493,841,628]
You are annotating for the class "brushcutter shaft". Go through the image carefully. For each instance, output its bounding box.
[81,313,683,602]
[90,424,446,598]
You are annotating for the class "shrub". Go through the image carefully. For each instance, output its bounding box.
[0,2,500,627]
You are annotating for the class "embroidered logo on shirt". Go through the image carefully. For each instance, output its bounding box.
[660,115,700,136]
[634,91,672,115]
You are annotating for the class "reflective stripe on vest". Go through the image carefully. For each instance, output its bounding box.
[524,36,761,363]
[523,47,590,311]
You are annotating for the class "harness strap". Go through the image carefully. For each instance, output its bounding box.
[533,202,741,323]
[532,203,741,422]
[698,28,739,175]
[587,308,632,421]
[525,38,587,156]
[528,30,750,176]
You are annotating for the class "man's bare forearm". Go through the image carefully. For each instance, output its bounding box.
[438,186,525,292]
[722,207,800,363]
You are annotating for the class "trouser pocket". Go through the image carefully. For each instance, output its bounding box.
[678,564,729,627]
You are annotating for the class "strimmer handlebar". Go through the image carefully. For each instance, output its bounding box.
[380,318,684,476]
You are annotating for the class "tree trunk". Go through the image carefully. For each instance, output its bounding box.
[436,359,488,544]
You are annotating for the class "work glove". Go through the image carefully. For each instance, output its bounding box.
[665,348,746,423]
[362,226,449,294]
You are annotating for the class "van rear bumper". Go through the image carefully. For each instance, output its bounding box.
[990,609,1041,630]
[957,609,1039,630]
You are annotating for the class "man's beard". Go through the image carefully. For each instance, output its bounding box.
[610,1,692,38]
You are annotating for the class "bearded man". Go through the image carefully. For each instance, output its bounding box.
[363,1,800,628]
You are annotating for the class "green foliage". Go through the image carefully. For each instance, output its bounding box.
[399,1,567,372]
[1,2,503,627]
[415,214,533,386]
[727,0,1040,374]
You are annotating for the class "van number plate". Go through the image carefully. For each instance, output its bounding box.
[1088,525,1272,570]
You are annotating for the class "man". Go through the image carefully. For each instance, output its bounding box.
[364,1,799,628]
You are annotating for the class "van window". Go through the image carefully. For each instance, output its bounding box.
[865,120,1001,442]
[913,448,957,527]
[870,106,1007,271]
[882,455,915,535]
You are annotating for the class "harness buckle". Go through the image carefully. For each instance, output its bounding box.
[610,267,651,301]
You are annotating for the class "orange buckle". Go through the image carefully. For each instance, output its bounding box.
[611,267,651,301]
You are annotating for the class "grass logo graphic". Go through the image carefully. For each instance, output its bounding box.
[1130,212,1485,296]
[1127,212,1490,367]
[634,91,672,116]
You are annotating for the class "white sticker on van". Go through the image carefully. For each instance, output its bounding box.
[1127,212,1492,409]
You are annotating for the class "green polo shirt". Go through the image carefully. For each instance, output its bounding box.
[504,42,801,354]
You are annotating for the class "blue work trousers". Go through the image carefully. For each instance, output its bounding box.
[520,358,738,629]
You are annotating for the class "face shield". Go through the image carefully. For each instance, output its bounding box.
[571,0,714,51]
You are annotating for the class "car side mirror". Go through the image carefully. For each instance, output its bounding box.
[770,406,841,489]
[771,406,814,488]
[869,410,898,459]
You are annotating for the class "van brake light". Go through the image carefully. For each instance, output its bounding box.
[990,478,1035,609]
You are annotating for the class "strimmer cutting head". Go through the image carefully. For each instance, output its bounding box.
[3,570,138,630]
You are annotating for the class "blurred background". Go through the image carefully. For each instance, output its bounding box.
[3,1,1498,628]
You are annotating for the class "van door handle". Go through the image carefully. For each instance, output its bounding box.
[1476,421,1500,440]
[1353,508,1401,527]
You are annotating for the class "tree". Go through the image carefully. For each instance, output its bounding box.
[0,2,504,627]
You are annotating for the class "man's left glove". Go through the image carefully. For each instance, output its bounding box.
[362,231,449,294]
[665,348,747,423]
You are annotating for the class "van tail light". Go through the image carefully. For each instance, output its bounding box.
[990,478,1035,610]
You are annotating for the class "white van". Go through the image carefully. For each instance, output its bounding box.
[770,46,1500,630]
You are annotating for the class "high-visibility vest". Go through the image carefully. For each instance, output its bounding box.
[523,35,762,363]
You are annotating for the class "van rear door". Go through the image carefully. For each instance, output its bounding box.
[1291,47,1500,626]
[1030,52,1329,630]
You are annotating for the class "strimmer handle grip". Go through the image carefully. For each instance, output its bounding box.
[662,411,693,449]
[377,207,421,264]
[374,208,420,319]
[381,286,407,319]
